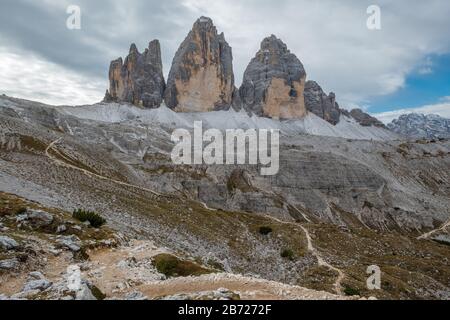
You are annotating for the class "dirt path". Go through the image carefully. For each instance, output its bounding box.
[45,138,166,198]
[86,240,345,300]
[138,274,345,300]
[251,188,344,295]
[418,219,450,240]
[259,214,344,295]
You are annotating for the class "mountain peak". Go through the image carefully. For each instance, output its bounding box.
[164,16,234,112]
[239,36,306,120]
[388,113,450,139]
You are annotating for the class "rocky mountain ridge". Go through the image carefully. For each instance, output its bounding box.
[388,113,450,139]
[105,17,384,128]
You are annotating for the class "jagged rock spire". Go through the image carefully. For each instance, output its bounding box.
[304,81,341,125]
[164,16,235,112]
[239,35,307,119]
[106,40,165,109]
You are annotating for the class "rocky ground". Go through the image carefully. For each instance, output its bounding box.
[0,95,449,300]
[0,192,345,300]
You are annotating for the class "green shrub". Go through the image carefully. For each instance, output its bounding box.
[90,285,106,300]
[259,226,273,236]
[72,209,106,228]
[153,254,212,278]
[344,286,360,296]
[281,249,295,261]
[15,207,27,215]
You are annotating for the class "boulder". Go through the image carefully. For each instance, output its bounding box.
[28,271,46,280]
[0,258,18,270]
[165,17,234,112]
[22,279,52,292]
[26,209,54,228]
[76,283,97,300]
[56,225,67,233]
[107,40,166,108]
[0,236,19,250]
[239,35,307,119]
[57,235,81,252]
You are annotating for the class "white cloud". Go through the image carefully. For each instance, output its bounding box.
[178,0,450,109]
[0,48,106,106]
[373,102,450,124]
[1,0,450,107]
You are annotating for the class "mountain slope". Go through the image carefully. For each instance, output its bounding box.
[57,101,398,141]
[1,95,449,300]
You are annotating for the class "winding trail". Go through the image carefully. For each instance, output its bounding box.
[253,188,344,295]
[259,213,344,295]
[45,138,166,198]
[418,219,450,240]
[45,137,345,295]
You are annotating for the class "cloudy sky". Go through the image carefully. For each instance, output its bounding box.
[0,0,449,122]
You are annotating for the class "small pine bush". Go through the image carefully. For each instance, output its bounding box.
[72,209,106,228]
[344,286,360,296]
[281,249,295,261]
[259,226,273,235]
[152,254,212,278]
[15,207,27,215]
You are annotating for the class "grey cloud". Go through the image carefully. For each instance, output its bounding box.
[0,0,449,109]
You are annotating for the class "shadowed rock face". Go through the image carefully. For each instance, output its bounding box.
[348,109,385,128]
[164,17,234,112]
[106,40,165,108]
[304,81,387,128]
[239,35,307,120]
[304,81,341,125]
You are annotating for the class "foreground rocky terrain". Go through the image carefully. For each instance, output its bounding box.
[0,94,449,300]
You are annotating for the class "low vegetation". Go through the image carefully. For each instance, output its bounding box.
[258,226,273,235]
[152,254,213,278]
[343,285,361,297]
[72,209,106,228]
[281,249,295,261]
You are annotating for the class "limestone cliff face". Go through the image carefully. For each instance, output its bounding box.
[106,40,165,108]
[347,109,385,128]
[164,17,234,112]
[304,81,341,125]
[239,35,307,120]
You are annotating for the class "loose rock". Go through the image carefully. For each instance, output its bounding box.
[0,235,19,250]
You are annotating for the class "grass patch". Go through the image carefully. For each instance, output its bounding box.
[258,226,273,236]
[281,249,295,261]
[343,285,361,297]
[15,207,27,215]
[152,254,213,278]
[72,209,106,228]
